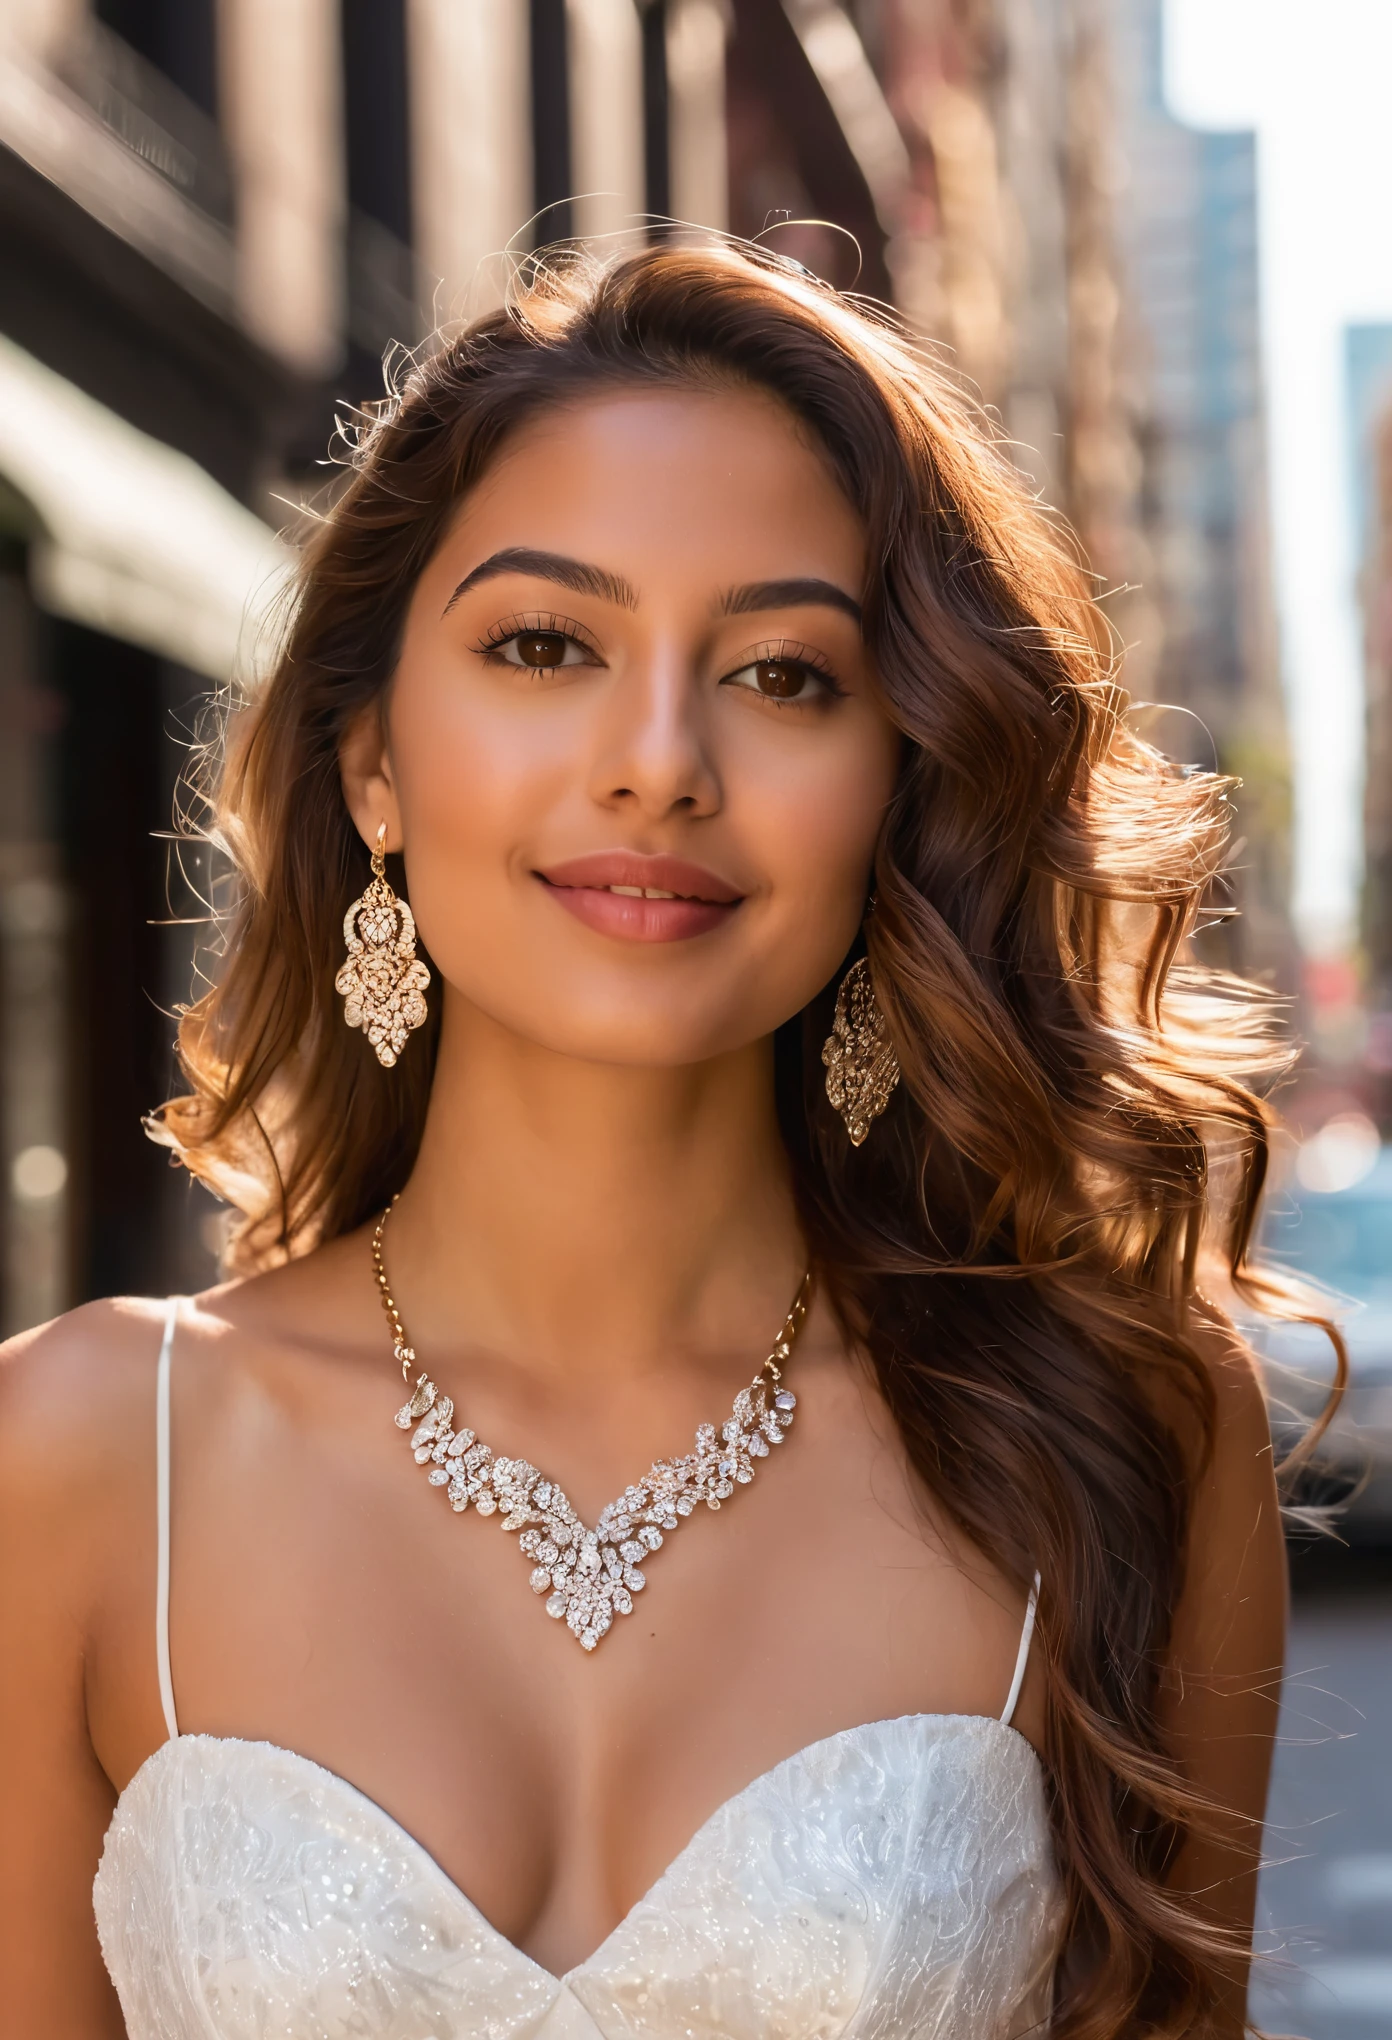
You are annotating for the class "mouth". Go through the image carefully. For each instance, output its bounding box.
[535,853,744,943]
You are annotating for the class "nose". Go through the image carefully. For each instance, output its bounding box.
[586,640,722,822]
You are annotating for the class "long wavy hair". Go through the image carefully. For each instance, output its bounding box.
[155,241,1333,2036]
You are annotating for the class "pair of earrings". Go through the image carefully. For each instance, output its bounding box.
[336,834,900,1145]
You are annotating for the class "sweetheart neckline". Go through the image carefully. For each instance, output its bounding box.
[101,1712,1046,1986]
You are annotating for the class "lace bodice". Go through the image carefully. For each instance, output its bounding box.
[92,1300,1060,2037]
[94,1715,1060,2039]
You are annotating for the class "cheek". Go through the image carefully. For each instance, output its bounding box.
[737,721,899,955]
[742,726,893,901]
[384,660,571,928]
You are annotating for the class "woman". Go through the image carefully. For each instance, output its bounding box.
[1,242,1302,2038]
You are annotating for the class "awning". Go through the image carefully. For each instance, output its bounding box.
[0,332,292,681]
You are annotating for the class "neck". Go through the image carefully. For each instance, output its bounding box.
[387,995,807,1381]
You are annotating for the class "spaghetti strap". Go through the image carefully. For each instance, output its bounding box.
[999,1571,1040,1728]
[155,1297,182,1743]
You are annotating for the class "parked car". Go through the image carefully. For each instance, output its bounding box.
[1249,1147,1392,1535]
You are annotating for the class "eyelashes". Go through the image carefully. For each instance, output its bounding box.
[719,640,846,705]
[468,616,846,702]
[472,612,604,667]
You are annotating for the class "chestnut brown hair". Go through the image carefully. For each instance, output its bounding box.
[156,242,1331,2036]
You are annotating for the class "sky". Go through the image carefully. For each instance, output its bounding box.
[1165,0,1392,956]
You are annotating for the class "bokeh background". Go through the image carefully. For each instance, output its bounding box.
[0,0,1387,2028]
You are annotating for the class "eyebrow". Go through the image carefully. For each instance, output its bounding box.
[719,577,862,626]
[444,547,638,614]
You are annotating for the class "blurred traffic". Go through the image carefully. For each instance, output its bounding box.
[1257,1124,1392,1533]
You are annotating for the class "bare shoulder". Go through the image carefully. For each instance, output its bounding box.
[0,1299,178,1633]
[1169,1304,1285,1682]
[0,1232,385,1514]
[0,1296,173,1488]
[1155,1308,1287,1986]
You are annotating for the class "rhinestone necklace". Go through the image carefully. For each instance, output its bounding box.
[375,1200,812,1652]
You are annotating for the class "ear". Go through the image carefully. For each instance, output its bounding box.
[339,699,403,853]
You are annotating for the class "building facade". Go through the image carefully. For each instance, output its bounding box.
[870,0,1145,610]
[1108,0,1291,985]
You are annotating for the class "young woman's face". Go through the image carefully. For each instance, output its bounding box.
[351,385,901,1066]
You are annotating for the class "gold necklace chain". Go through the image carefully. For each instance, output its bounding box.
[372,1198,417,1380]
[373,1196,813,1651]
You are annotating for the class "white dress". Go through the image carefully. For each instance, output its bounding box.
[93,1302,1062,2040]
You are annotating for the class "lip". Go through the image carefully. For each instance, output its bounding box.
[535,851,744,943]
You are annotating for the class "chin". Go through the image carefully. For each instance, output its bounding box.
[442,979,776,1070]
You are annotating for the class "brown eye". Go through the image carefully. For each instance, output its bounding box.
[484,623,598,672]
[722,649,839,706]
[515,631,569,668]
[753,660,803,698]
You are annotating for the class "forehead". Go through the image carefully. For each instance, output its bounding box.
[436,383,866,591]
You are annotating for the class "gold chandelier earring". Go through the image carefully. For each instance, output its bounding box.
[822,956,900,1146]
[335,822,431,1068]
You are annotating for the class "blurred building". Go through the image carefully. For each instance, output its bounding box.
[1350,327,1392,1106]
[0,0,1291,1330]
[1107,0,1291,984]
[868,0,1146,607]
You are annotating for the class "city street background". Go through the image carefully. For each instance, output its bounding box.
[0,2,1387,2028]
